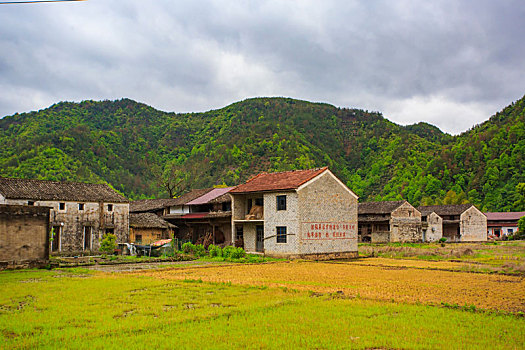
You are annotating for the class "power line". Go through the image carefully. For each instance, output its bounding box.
[0,0,86,4]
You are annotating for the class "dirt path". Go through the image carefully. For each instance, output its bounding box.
[84,260,227,272]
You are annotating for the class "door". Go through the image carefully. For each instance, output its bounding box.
[83,226,92,251]
[51,226,61,252]
[256,225,264,252]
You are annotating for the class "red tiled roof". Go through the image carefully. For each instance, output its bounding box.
[230,167,328,194]
[484,212,525,221]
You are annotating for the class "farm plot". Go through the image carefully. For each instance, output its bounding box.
[0,261,524,349]
[139,259,525,312]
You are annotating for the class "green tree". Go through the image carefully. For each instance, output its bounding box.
[100,233,117,254]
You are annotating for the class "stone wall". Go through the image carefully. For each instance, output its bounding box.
[3,199,129,252]
[390,202,422,242]
[296,171,358,255]
[0,205,50,268]
[263,191,299,255]
[460,206,487,241]
[423,212,443,242]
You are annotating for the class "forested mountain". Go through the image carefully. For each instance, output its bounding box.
[0,95,524,211]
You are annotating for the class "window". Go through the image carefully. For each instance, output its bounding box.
[105,228,114,235]
[276,226,287,243]
[59,202,65,210]
[222,202,231,212]
[255,197,263,206]
[276,195,287,211]
[28,201,34,206]
[107,204,113,212]
[135,234,142,244]
[508,229,514,234]
[236,226,244,241]
[78,203,84,210]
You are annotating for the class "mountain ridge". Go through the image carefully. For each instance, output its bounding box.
[1,95,524,211]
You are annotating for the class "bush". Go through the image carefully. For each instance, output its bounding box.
[222,246,246,259]
[181,242,195,254]
[438,237,447,243]
[208,244,222,257]
[100,233,117,254]
[194,244,206,257]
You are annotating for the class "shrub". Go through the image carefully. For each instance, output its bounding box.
[194,244,206,257]
[208,244,222,257]
[181,242,195,254]
[100,233,117,254]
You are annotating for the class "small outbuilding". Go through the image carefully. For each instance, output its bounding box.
[230,167,358,259]
[484,211,525,239]
[129,213,176,245]
[358,200,422,243]
[417,204,487,242]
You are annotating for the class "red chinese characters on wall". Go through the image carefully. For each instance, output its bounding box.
[302,222,356,240]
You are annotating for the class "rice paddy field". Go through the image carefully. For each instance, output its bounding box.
[1,244,525,349]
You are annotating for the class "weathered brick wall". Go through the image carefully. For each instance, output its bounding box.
[3,199,129,252]
[0,205,50,268]
[460,206,487,241]
[297,171,358,255]
[423,212,443,242]
[390,203,422,242]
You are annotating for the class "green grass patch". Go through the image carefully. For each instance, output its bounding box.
[0,269,523,349]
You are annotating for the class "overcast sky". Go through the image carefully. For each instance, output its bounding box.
[1,1,524,134]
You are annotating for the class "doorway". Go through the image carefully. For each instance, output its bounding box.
[256,225,264,252]
[51,226,61,252]
[83,226,92,251]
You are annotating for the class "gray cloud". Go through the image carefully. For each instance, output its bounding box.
[0,0,523,134]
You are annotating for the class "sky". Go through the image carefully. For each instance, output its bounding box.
[0,0,524,134]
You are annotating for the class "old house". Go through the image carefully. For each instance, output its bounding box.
[417,204,487,242]
[129,213,176,244]
[0,178,129,252]
[230,167,358,259]
[484,211,525,239]
[358,201,422,243]
[0,205,50,269]
[419,209,443,242]
[164,187,234,245]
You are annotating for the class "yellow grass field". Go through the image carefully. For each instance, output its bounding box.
[138,258,525,312]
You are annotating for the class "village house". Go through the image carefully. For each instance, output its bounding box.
[419,209,443,242]
[358,200,422,243]
[0,177,129,253]
[129,213,176,244]
[0,204,51,269]
[163,187,234,246]
[229,167,358,259]
[417,204,487,242]
[484,211,524,239]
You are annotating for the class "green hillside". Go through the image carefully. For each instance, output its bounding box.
[0,96,524,211]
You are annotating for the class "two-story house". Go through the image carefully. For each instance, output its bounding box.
[0,177,129,252]
[229,167,358,259]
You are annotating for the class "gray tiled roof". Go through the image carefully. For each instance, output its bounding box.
[130,188,214,213]
[0,177,128,203]
[358,200,406,215]
[417,204,474,216]
[129,213,176,229]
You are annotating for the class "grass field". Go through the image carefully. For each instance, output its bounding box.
[1,246,525,349]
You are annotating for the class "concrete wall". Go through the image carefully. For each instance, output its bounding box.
[423,212,443,242]
[3,199,129,252]
[390,202,422,242]
[460,206,487,242]
[0,205,50,268]
[296,171,358,258]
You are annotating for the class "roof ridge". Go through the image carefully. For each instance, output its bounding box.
[0,176,109,187]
